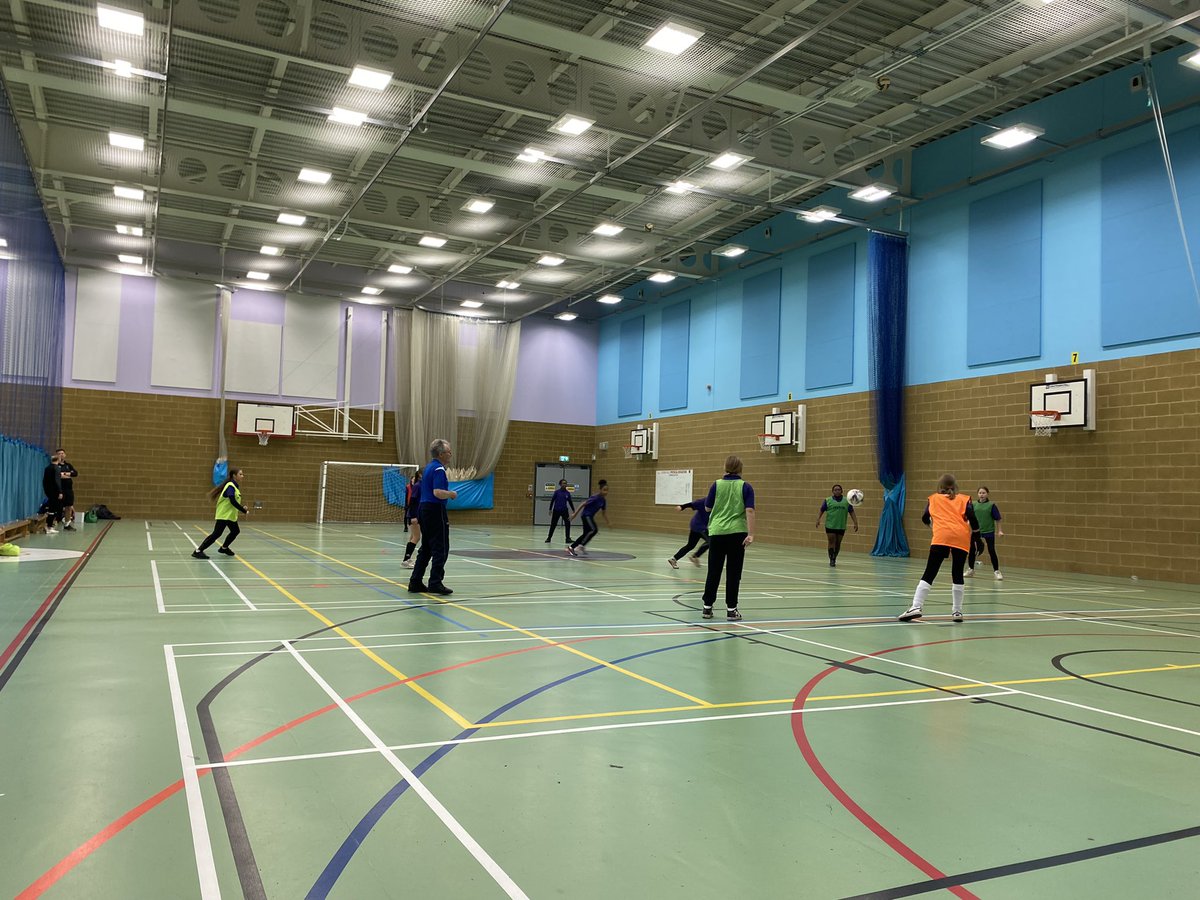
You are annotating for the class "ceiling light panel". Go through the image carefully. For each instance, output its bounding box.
[260,245,281,256]
[118,254,143,265]
[348,66,393,90]
[648,272,676,283]
[361,287,383,295]
[980,124,1044,149]
[108,132,144,151]
[536,255,565,266]
[419,235,447,248]
[116,224,143,236]
[496,280,520,289]
[714,244,747,257]
[328,108,368,127]
[463,197,495,214]
[298,168,332,184]
[709,151,752,170]
[592,223,624,237]
[113,185,144,201]
[550,114,594,136]
[461,300,483,308]
[597,294,623,304]
[848,184,895,202]
[97,5,144,35]
[246,271,269,280]
[644,22,703,55]
[554,312,578,321]
[388,264,413,274]
[277,212,306,225]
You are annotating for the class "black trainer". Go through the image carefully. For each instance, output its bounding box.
[427,584,454,595]
[726,608,743,621]
[702,606,714,619]
[407,582,429,593]
[218,547,235,556]
[191,550,209,560]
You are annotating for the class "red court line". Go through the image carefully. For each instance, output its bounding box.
[790,633,1097,899]
[0,524,110,674]
[17,628,693,897]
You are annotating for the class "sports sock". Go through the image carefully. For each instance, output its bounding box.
[952,584,964,612]
[911,580,931,609]
[404,541,415,560]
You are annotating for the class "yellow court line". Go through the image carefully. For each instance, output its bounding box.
[472,661,1200,728]
[198,531,471,729]
[255,527,712,708]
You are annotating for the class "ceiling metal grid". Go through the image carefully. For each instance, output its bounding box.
[1,0,1197,320]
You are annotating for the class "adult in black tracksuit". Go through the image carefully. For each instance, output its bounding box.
[42,450,64,533]
[407,439,457,596]
[57,448,79,530]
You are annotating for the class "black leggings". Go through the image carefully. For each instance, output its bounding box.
[546,510,572,542]
[970,532,999,571]
[198,519,240,552]
[571,515,598,548]
[673,530,710,560]
[702,533,747,609]
[920,545,968,585]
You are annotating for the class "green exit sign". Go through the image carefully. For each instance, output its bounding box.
[559,455,570,462]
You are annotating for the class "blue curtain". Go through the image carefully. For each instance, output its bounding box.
[382,467,408,507]
[868,232,911,557]
[0,438,51,522]
[447,473,494,510]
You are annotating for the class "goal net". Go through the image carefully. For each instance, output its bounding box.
[318,461,422,524]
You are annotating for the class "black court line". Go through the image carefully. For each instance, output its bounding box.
[0,522,113,693]
[842,823,1200,899]
[1052,648,1200,710]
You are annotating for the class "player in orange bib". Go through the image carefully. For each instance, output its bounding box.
[899,474,980,623]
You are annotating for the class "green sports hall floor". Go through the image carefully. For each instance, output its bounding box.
[2,519,1198,899]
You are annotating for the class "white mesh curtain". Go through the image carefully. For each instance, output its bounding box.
[392,309,521,479]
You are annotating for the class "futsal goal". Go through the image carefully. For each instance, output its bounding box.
[317,461,422,524]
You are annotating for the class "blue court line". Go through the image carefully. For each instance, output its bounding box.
[248,530,475,631]
[306,634,732,898]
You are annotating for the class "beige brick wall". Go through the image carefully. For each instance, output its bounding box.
[61,346,1199,582]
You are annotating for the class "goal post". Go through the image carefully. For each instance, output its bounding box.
[317,461,422,524]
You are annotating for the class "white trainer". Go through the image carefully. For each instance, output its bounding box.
[994,571,1003,581]
[952,609,964,622]
[964,567,974,578]
[667,557,679,569]
[45,527,59,534]
[898,606,922,622]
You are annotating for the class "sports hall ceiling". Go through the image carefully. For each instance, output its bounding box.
[2,0,1199,322]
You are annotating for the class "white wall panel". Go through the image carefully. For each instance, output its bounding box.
[151,278,216,389]
[70,269,122,382]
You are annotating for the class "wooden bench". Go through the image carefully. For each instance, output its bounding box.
[0,514,47,543]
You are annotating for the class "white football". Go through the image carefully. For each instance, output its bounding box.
[847,488,865,507]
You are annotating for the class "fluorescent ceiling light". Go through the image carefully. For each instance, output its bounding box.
[800,205,840,223]
[246,271,269,281]
[0,238,8,247]
[349,65,392,90]
[328,107,368,127]
[648,272,676,283]
[554,312,578,321]
[848,183,895,202]
[516,147,547,163]
[665,180,695,195]
[113,59,133,78]
[277,212,306,226]
[536,254,565,266]
[462,197,494,214]
[117,254,143,265]
[644,22,703,55]
[108,131,144,151]
[115,224,143,236]
[419,235,447,248]
[388,263,413,274]
[461,300,484,309]
[550,114,594,136]
[361,287,383,295]
[298,168,331,184]
[1179,48,1200,70]
[496,279,520,289]
[260,245,281,256]
[592,223,624,237]
[709,151,752,170]
[97,5,144,35]
[980,123,1044,149]
[714,244,747,258]
[113,185,144,201]
[597,294,622,304]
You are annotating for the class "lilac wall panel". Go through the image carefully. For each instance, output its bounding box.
[510,317,597,425]
[348,303,385,406]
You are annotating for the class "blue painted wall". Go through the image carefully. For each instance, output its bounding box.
[596,47,1200,424]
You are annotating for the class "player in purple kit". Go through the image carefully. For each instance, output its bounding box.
[567,481,609,556]
[545,479,575,543]
[667,498,710,569]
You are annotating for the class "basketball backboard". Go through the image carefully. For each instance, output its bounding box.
[1029,373,1094,430]
[762,411,792,447]
[630,426,650,455]
[235,402,296,438]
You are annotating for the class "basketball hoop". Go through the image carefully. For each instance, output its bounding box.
[257,429,272,446]
[622,444,635,459]
[1030,410,1061,437]
[757,434,779,454]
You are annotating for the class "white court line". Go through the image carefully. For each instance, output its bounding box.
[166,606,1200,649]
[164,646,221,899]
[174,521,184,531]
[203,690,1017,771]
[1036,610,1200,641]
[732,623,1200,740]
[455,555,642,602]
[147,531,154,552]
[207,563,257,611]
[145,520,150,530]
[281,641,529,900]
[152,560,166,614]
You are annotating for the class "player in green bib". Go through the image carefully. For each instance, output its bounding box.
[966,486,1004,580]
[700,455,755,620]
[815,484,858,567]
[193,468,248,559]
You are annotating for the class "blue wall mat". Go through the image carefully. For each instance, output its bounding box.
[740,269,781,399]
[1100,128,1200,347]
[659,300,690,410]
[617,315,644,416]
[967,180,1043,365]
[447,473,494,510]
[805,244,856,389]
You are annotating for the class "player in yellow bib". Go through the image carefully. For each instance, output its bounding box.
[193,468,248,559]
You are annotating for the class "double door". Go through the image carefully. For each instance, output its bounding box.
[532,463,591,525]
